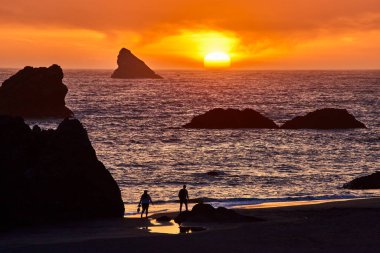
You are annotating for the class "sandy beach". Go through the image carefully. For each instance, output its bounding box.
[2,198,380,253]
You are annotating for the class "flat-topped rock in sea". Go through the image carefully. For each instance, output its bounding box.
[183,108,279,129]
[281,108,366,129]
[174,203,261,224]
[0,116,124,226]
[0,64,73,118]
[343,172,380,189]
[111,48,162,79]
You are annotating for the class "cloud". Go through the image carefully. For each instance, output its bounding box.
[1,0,380,32]
[0,0,379,68]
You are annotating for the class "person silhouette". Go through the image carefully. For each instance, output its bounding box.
[178,185,189,212]
[138,190,153,218]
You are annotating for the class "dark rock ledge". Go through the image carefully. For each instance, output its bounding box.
[281,108,366,129]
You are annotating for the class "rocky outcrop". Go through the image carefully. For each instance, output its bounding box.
[0,65,73,118]
[183,108,279,129]
[281,108,366,129]
[174,203,261,224]
[0,116,124,226]
[343,172,380,189]
[111,48,162,79]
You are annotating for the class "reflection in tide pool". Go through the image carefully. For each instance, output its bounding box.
[138,220,206,234]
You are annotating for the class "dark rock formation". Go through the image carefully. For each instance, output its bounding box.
[0,116,124,226]
[111,48,162,79]
[343,172,380,189]
[183,108,279,129]
[281,108,366,129]
[174,203,261,224]
[0,65,73,118]
[156,215,172,222]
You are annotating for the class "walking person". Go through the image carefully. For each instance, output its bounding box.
[138,190,153,218]
[178,185,189,212]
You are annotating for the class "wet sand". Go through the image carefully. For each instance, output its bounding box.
[2,198,380,253]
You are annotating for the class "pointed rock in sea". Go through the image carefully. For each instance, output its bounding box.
[111,48,162,79]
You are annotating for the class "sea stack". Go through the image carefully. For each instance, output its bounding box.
[281,108,366,129]
[183,108,279,129]
[111,48,162,79]
[0,116,125,226]
[0,64,73,118]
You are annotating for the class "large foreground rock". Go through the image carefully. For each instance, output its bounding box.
[281,108,366,129]
[343,172,380,189]
[0,116,124,226]
[111,48,162,79]
[0,65,73,118]
[174,203,261,224]
[183,108,279,129]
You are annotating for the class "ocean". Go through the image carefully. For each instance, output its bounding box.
[1,69,379,209]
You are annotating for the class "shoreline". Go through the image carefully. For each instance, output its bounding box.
[124,196,370,218]
[2,197,380,252]
[232,197,365,209]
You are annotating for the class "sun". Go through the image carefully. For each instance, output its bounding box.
[204,52,231,69]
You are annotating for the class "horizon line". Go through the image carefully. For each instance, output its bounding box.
[0,67,380,71]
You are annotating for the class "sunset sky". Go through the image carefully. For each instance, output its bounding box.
[1,0,380,69]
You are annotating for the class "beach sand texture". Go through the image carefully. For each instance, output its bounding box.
[2,198,380,253]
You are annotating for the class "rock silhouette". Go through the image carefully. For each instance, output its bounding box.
[174,203,261,224]
[183,108,279,129]
[111,48,162,79]
[281,108,366,129]
[0,116,124,226]
[343,172,380,189]
[0,65,73,118]
[156,215,172,222]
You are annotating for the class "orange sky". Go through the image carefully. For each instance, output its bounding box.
[1,0,380,69]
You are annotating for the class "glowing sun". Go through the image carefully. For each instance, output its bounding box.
[204,52,231,68]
